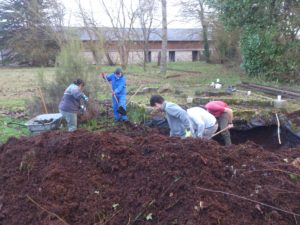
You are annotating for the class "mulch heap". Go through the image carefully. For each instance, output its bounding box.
[1,123,300,225]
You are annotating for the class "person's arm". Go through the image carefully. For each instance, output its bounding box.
[81,93,89,102]
[102,73,114,81]
[114,76,125,95]
[224,107,233,124]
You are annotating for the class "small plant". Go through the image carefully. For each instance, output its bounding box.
[112,203,119,210]
[19,150,36,178]
[0,116,30,144]
[289,174,299,181]
[145,213,153,221]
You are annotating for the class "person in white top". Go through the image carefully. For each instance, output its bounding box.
[187,107,218,139]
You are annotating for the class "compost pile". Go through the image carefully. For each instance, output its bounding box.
[1,123,300,225]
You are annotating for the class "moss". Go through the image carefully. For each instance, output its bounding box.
[192,97,273,107]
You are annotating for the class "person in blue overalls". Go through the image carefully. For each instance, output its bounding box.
[102,67,128,121]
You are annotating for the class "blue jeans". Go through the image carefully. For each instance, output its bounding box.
[112,95,128,121]
[59,109,77,131]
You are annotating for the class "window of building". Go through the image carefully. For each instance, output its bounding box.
[169,51,175,62]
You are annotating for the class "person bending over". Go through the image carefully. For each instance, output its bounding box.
[150,95,193,138]
[59,79,89,131]
[187,107,218,139]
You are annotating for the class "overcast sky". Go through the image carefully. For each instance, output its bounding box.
[59,0,200,28]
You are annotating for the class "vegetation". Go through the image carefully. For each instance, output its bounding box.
[0,116,30,144]
[0,0,64,66]
[210,0,300,81]
[32,41,100,114]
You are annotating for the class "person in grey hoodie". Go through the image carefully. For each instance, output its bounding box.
[150,95,193,138]
[59,79,89,131]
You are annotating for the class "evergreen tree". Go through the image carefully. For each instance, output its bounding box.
[0,0,64,66]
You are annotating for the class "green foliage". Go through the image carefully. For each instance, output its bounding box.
[0,116,30,144]
[289,173,299,181]
[127,103,148,124]
[0,0,64,66]
[209,0,300,81]
[29,41,100,114]
[240,25,299,81]
[213,23,240,63]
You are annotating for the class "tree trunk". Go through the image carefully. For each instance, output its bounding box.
[160,0,167,75]
[199,2,210,62]
[203,24,210,62]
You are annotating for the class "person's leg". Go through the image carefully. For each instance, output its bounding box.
[112,96,120,121]
[203,123,218,139]
[217,112,232,145]
[118,95,128,121]
[59,110,77,131]
[68,113,77,131]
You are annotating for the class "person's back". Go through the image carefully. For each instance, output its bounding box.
[187,107,217,138]
[59,83,82,113]
[187,107,216,128]
[164,101,191,137]
[205,101,228,118]
[58,79,88,131]
[150,95,193,138]
[205,101,233,145]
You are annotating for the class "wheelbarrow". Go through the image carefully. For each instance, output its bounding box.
[25,113,63,134]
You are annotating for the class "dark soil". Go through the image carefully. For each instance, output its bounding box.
[1,123,300,225]
[287,110,300,128]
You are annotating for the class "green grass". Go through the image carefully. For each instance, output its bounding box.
[0,116,30,144]
[0,98,27,111]
[241,74,300,91]
[1,61,300,140]
[166,61,242,86]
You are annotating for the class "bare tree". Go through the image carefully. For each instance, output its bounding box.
[136,0,158,71]
[77,0,105,64]
[180,0,214,62]
[100,0,139,69]
[160,0,167,75]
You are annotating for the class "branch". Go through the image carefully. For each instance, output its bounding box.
[26,195,70,225]
[196,187,300,217]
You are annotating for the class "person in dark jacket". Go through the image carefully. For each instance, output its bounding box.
[102,67,128,121]
[59,79,89,131]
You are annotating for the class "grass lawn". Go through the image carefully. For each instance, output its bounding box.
[0,116,30,144]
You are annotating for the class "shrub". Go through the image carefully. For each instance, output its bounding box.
[28,41,101,116]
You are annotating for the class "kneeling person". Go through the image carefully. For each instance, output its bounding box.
[187,107,218,139]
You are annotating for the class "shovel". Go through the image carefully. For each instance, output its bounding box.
[103,75,127,116]
[211,125,231,138]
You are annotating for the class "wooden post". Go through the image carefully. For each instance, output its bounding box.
[38,87,48,114]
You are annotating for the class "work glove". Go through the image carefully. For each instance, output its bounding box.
[185,128,192,138]
[79,105,86,114]
[228,123,234,129]
[83,95,89,102]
